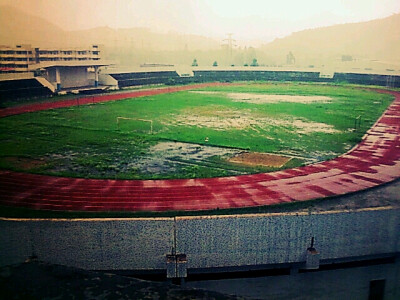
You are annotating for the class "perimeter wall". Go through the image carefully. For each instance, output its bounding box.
[1,207,399,271]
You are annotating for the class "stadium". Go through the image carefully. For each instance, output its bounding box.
[1,66,400,298]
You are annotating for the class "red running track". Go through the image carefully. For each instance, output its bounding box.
[0,85,399,212]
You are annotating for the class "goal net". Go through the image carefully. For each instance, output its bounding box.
[116,117,153,134]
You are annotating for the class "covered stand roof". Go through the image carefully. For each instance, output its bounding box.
[29,61,110,70]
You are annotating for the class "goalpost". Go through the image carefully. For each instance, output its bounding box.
[116,117,153,134]
[354,115,361,131]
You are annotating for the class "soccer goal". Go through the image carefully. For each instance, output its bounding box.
[354,115,361,131]
[116,117,153,134]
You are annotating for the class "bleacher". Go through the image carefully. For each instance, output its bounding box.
[110,71,181,88]
[193,70,323,83]
[193,70,400,87]
[0,78,53,101]
[1,70,398,104]
[333,73,400,88]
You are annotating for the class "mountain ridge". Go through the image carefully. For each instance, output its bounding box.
[262,13,400,63]
[0,5,398,66]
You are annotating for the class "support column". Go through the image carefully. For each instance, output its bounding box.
[166,253,187,284]
[94,66,99,87]
[304,237,320,270]
[55,67,61,91]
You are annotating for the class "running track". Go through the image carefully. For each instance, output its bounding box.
[0,84,399,212]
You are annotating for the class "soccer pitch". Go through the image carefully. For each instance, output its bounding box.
[0,82,394,180]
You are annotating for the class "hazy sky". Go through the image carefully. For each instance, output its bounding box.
[2,0,400,41]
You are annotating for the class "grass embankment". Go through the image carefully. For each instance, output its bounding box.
[0,82,393,180]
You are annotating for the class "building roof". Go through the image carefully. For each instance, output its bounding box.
[103,65,177,74]
[29,60,110,70]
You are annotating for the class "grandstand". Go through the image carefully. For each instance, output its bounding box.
[333,72,400,88]
[1,69,398,103]
[108,70,181,87]
[193,70,323,82]
[102,68,400,89]
[191,69,400,87]
[0,77,53,103]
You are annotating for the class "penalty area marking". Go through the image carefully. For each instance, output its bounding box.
[116,117,153,134]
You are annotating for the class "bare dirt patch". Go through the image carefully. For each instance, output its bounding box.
[227,93,332,104]
[130,142,242,175]
[170,106,339,134]
[228,152,292,168]
[190,91,332,104]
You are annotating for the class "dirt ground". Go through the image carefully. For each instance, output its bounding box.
[228,152,292,167]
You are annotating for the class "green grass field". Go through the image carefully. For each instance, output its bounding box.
[0,82,393,179]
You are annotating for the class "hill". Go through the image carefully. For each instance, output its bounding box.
[0,6,65,46]
[0,5,219,51]
[260,13,400,66]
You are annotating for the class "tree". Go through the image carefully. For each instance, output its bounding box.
[191,58,198,67]
[250,58,259,67]
[213,61,218,67]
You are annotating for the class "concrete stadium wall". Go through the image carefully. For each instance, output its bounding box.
[60,67,92,88]
[176,208,400,270]
[45,67,92,89]
[0,218,174,270]
[1,207,399,271]
[99,73,118,87]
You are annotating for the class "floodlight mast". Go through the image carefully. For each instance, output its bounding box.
[222,33,237,65]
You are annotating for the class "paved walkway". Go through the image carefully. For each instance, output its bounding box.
[0,86,399,212]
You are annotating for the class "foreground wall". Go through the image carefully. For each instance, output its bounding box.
[176,208,400,270]
[1,207,399,271]
[0,218,174,270]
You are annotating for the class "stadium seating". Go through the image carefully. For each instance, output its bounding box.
[193,70,400,87]
[333,73,400,87]
[110,71,182,87]
[0,78,53,103]
[193,70,323,83]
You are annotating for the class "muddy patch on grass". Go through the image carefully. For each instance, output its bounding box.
[20,144,245,178]
[190,91,332,104]
[170,107,340,134]
[228,93,332,104]
[229,152,292,168]
[131,141,242,175]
